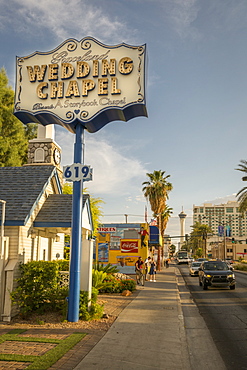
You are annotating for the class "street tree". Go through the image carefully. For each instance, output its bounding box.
[142,170,173,269]
[142,170,172,215]
[236,159,247,214]
[0,67,37,167]
[156,205,173,237]
[190,222,212,257]
[169,244,176,256]
[63,182,104,236]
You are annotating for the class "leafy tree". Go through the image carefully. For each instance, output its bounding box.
[62,182,104,236]
[169,244,176,256]
[236,159,247,214]
[190,222,212,257]
[0,67,37,166]
[142,170,173,269]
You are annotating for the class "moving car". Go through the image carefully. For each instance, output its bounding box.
[198,260,236,290]
[189,261,202,276]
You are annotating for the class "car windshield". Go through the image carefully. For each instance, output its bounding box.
[203,262,229,271]
[192,263,201,267]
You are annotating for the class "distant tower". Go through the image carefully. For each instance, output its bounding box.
[179,208,187,245]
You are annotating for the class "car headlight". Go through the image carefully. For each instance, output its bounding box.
[228,274,235,278]
[206,274,211,278]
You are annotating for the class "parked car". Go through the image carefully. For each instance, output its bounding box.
[189,261,202,276]
[198,260,236,290]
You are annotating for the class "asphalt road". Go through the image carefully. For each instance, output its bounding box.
[178,265,247,370]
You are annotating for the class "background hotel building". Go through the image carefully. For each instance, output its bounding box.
[193,201,247,238]
[193,201,247,261]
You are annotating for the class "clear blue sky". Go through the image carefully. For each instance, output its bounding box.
[1,0,246,243]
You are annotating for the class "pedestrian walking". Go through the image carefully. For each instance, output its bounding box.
[135,256,144,285]
[149,258,156,282]
[144,256,151,281]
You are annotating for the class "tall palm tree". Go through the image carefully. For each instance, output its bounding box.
[157,205,173,264]
[142,170,173,215]
[142,170,173,269]
[236,160,247,214]
[155,205,173,238]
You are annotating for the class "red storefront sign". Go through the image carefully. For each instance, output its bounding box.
[121,240,138,253]
[97,227,116,233]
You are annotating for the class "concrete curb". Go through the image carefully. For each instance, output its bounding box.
[175,267,226,370]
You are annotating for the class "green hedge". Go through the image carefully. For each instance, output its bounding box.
[233,263,247,271]
[11,261,68,317]
[11,260,134,320]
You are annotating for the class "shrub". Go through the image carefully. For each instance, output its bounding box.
[98,274,136,294]
[93,261,119,274]
[92,270,108,290]
[233,263,247,271]
[79,288,104,321]
[119,279,136,292]
[56,259,69,271]
[99,274,121,293]
[11,261,67,317]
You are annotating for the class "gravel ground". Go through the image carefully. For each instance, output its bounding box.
[0,291,139,332]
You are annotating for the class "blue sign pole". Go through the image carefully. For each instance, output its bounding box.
[68,123,84,322]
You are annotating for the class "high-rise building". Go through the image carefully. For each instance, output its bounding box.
[193,201,247,238]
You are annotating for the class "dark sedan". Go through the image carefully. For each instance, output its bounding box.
[198,260,236,290]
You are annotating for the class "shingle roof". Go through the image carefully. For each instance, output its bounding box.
[34,194,90,228]
[0,165,60,226]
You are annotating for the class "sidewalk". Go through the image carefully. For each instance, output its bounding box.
[74,267,191,370]
[0,266,227,370]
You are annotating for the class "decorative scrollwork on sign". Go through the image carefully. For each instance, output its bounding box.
[138,56,143,73]
[138,94,144,102]
[17,86,22,102]
[17,58,24,83]
[15,102,21,111]
[17,57,24,66]
[66,111,75,120]
[80,111,89,119]
[137,76,142,94]
[67,40,77,52]
[81,40,91,50]
[138,46,145,55]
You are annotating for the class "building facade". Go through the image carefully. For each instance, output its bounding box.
[0,124,93,321]
[193,201,247,260]
[193,201,247,238]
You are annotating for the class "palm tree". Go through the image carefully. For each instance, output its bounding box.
[142,170,173,214]
[155,205,173,238]
[157,205,173,264]
[236,160,247,214]
[142,170,173,269]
